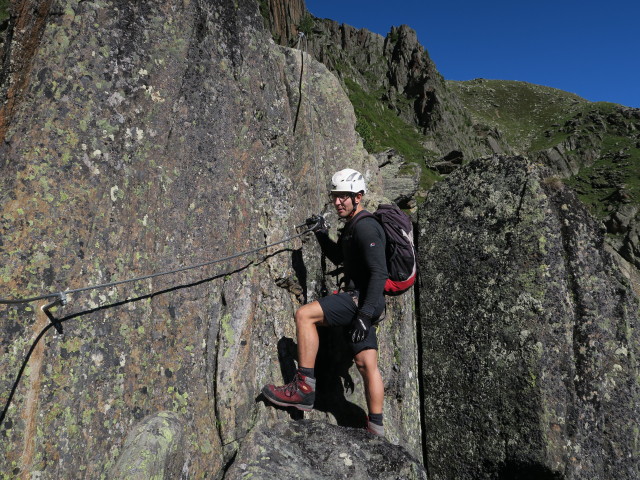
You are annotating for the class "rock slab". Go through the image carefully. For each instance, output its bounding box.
[418,155,640,479]
[224,420,427,480]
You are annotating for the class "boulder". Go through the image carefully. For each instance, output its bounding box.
[418,155,640,479]
[109,411,186,479]
[605,204,639,235]
[224,420,428,480]
[620,215,640,270]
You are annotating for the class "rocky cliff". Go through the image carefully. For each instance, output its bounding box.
[419,155,639,479]
[0,0,421,478]
[2,0,640,479]
[262,0,508,190]
[450,79,640,285]
[260,0,306,47]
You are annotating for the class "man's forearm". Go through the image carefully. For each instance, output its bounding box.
[314,231,342,265]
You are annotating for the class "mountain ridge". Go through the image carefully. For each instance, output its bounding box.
[0,1,638,478]
[261,1,640,272]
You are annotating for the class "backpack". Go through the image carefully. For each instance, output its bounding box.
[354,204,417,295]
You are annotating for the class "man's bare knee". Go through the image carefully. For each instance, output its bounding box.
[295,302,325,329]
[295,308,310,329]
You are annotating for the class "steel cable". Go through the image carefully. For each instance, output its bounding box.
[0,224,316,429]
[0,228,312,306]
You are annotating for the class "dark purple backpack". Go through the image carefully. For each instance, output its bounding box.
[356,204,417,295]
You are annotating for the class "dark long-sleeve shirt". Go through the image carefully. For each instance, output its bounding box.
[315,210,388,318]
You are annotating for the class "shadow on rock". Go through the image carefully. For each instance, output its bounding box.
[259,334,366,428]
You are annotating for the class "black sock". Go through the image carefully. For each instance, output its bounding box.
[368,413,383,426]
[298,366,315,379]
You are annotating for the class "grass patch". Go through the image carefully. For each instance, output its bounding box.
[0,0,9,23]
[565,136,640,219]
[448,79,589,151]
[528,130,571,152]
[343,77,441,190]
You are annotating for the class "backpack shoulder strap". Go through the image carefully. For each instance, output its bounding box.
[348,210,376,231]
[344,211,379,250]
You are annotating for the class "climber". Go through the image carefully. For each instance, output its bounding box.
[262,168,388,436]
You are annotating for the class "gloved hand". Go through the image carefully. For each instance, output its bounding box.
[349,311,372,343]
[305,214,328,234]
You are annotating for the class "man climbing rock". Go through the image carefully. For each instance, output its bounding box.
[262,168,388,436]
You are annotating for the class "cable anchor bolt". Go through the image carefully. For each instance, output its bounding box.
[41,292,67,334]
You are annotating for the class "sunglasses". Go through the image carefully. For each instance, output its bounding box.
[329,192,353,202]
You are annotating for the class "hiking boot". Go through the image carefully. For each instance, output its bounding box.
[366,419,385,437]
[262,373,316,411]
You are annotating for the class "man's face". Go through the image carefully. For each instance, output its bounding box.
[331,192,360,218]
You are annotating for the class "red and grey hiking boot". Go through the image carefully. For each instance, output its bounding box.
[366,419,385,437]
[262,373,316,411]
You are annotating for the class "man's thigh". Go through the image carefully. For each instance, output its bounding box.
[316,292,357,327]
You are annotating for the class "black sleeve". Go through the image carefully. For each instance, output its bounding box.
[354,217,388,317]
[314,230,343,266]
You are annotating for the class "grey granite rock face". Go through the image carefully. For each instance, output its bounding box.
[377,149,421,209]
[0,0,420,477]
[418,155,640,479]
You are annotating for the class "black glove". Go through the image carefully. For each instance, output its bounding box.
[349,311,372,343]
[305,214,328,234]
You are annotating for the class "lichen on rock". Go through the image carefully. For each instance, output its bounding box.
[0,1,420,478]
[418,155,640,479]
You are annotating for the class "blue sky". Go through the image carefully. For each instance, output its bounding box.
[305,0,640,108]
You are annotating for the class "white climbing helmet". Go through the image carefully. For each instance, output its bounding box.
[330,168,367,194]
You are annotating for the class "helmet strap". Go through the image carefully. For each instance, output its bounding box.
[348,193,359,219]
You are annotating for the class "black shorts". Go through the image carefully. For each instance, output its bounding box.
[317,292,385,355]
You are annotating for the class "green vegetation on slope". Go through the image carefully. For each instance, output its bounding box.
[450,78,640,221]
[528,101,622,152]
[343,77,441,190]
[448,79,589,151]
[566,135,640,219]
[298,14,314,36]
